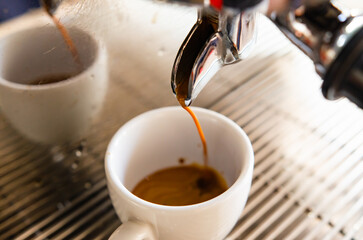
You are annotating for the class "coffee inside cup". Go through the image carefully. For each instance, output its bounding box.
[29,73,75,85]
[0,26,96,86]
[132,163,228,206]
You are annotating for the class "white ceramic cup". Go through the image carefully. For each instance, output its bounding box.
[105,106,254,240]
[0,24,108,144]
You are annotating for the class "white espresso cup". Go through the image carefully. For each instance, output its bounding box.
[0,24,108,144]
[105,107,254,240]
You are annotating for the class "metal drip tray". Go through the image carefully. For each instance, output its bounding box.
[0,10,362,240]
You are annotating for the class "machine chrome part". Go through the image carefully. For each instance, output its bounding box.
[40,0,63,15]
[170,0,363,108]
[271,2,363,107]
[322,26,363,107]
[171,7,257,106]
[171,7,219,106]
[270,1,359,76]
[157,0,264,11]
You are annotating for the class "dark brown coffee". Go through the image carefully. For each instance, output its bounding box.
[29,74,73,85]
[132,163,228,206]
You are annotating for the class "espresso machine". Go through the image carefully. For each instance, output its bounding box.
[167,0,363,108]
[0,1,362,239]
[40,0,363,108]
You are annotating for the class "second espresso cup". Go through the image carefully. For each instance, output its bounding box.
[0,24,108,144]
[105,107,254,240]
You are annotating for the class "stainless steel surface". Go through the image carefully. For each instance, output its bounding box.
[0,12,362,240]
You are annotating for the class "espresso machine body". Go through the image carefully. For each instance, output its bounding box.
[169,0,363,108]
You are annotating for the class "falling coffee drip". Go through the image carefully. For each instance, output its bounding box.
[176,82,208,166]
[179,102,208,166]
[41,0,82,71]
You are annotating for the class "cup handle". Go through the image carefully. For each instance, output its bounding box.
[109,220,157,240]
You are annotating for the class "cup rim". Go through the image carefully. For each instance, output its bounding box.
[105,106,254,211]
[0,24,102,90]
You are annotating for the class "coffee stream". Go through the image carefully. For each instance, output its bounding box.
[50,15,82,70]
[179,100,208,166]
[41,0,82,71]
[175,75,209,166]
[28,2,82,86]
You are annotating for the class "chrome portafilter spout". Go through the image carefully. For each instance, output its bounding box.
[171,5,257,106]
[40,0,63,15]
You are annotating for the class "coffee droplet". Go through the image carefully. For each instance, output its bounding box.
[178,158,185,164]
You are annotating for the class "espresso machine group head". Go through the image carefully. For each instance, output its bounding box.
[41,0,363,108]
[168,0,363,108]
